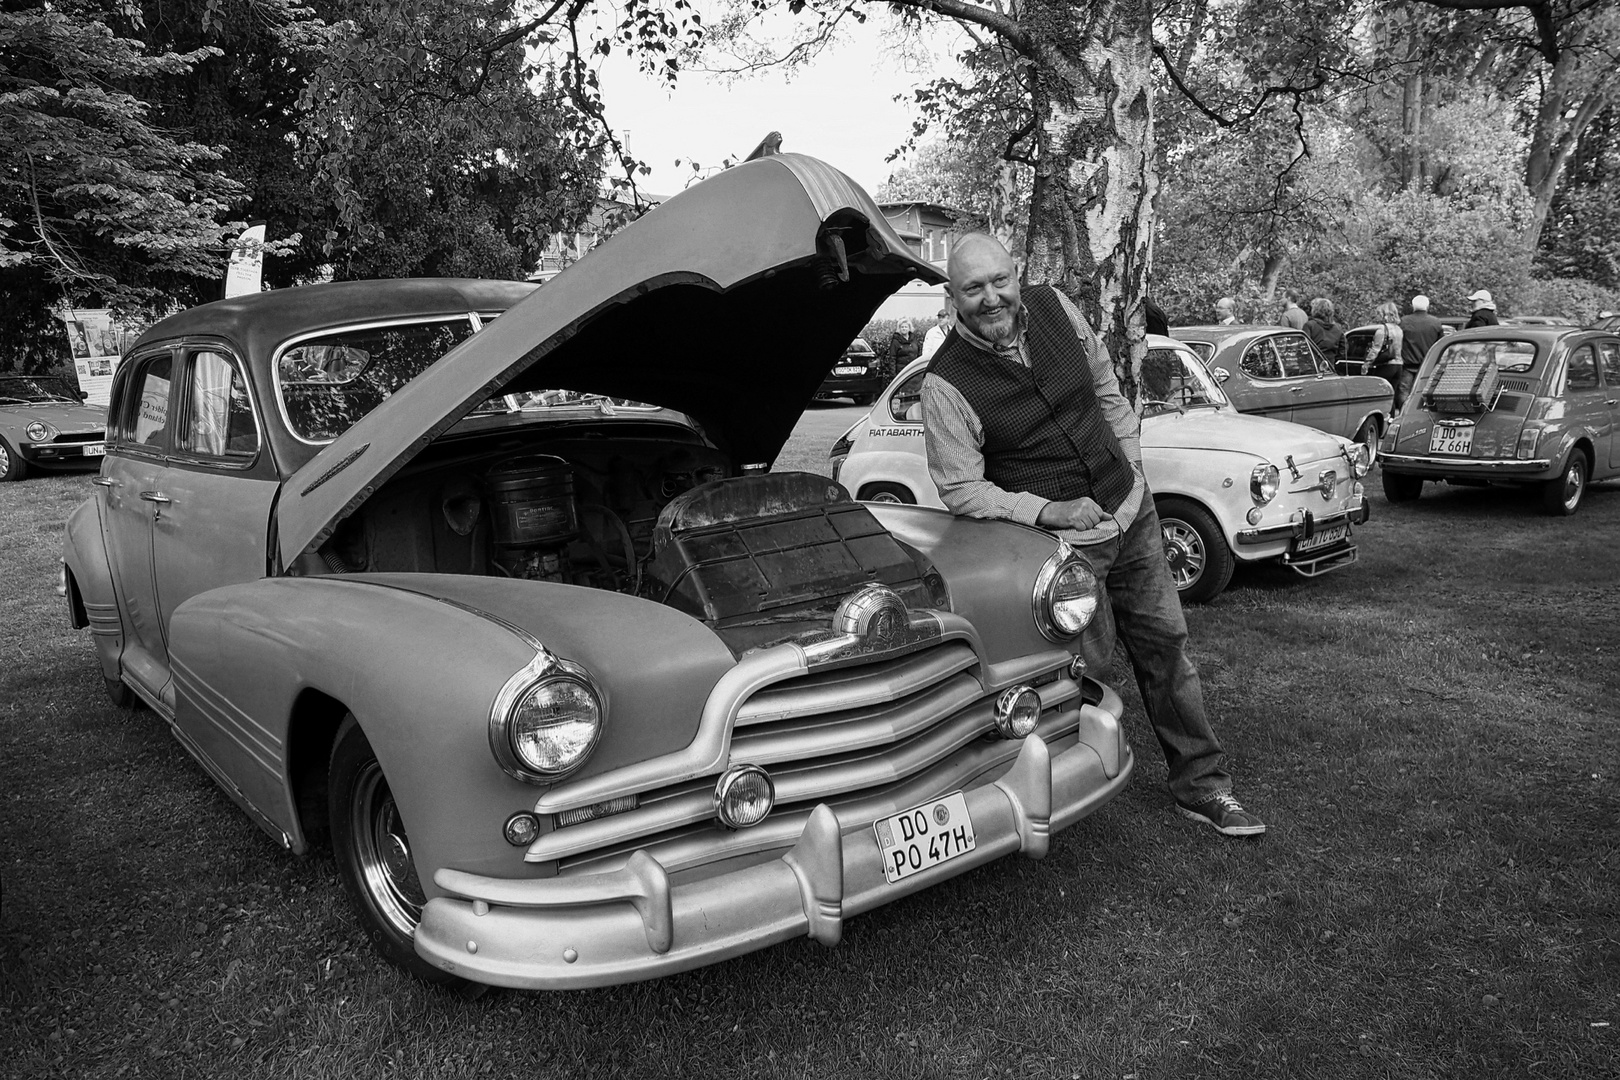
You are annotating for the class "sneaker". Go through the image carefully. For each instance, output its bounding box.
[1176,791,1266,837]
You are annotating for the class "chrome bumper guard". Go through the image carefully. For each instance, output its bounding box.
[1282,542,1358,577]
[1235,495,1369,547]
[414,725,1133,990]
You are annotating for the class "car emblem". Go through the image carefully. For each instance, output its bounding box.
[1318,469,1337,501]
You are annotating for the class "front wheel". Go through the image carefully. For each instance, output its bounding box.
[1156,497,1234,604]
[1382,471,1423,502]
[1353,418,1381,462]
[1541,451,1587,516]
[856,482,916,505]
[329,716,464,987]
[0,437,25,482]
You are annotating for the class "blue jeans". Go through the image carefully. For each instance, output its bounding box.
[1071,499,1232,805]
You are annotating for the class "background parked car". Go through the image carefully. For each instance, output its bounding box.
[0,374,107,481]
[1379,324,1620,515]
[1171,325,1393,452]
[813,337,885,405]
[831,336,1373,602]
[59,154,1134,991]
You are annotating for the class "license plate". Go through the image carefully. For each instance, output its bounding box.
[875,792,975,884]
[1429,425,1473,455]
[1296,523,1348,553]
[82,443,105,457]
[834,366,864,376]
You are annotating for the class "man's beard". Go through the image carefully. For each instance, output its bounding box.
[968,304,1018,345]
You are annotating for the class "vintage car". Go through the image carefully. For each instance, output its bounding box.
[0,374,108,480]
[1172,325,1393,449]
[830,336,1372,603]
[1378,324,1620,514]
[60,154,1134,991]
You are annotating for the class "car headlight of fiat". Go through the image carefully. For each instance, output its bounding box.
[1250,463,1279,505]
[1348,443,1372,477]
[25,421,50,443]
[489,650,603,783]
[1033,543,1099,641]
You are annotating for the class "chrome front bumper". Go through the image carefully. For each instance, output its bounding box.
[1235,494,1370,547]
[413,714,1133,989]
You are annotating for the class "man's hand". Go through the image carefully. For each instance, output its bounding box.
[1037,497,1106,531]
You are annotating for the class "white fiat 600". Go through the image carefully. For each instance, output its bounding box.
[831,335,1373,603]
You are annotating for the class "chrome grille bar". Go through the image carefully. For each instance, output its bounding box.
[734,642,979,724]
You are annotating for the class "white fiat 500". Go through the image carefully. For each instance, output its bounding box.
[831,335,1373,602]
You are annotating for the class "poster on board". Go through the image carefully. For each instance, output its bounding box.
[224,223,267,298]
[59,309,134,407]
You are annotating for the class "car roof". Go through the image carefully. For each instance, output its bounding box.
[1170,325,1283,345]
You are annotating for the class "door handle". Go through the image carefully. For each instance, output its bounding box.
[138,491,171,505]
[91,477,115,488]
[1289,386,1305,393]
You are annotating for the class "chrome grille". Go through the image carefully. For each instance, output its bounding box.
[51,431,105,444]
[532,640,1080,871]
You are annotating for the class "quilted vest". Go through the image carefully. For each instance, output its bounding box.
[929,285,1133,513]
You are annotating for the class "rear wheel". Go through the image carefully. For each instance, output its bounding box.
[0,437,25,482]
[856,482,916,505]
[1541,451,1587,516]
[329,716,466,988]
[1382,471,1423,502]
[1156,497,1234,604]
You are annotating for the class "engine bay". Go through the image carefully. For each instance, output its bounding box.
[304,427,946,650]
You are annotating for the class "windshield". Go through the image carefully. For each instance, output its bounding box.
[276,317,475,442]
[1141,346,1229,414]
[0,376,82,405]
[1432,338,1539,375]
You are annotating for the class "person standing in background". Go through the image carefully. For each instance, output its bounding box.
[882,318,921,379]
[1362,301,1404,395]
[1303,298,1346,370]
[1398,295,1445,408]
[1466,290,1500,329]
[1214,297,1238,325]
[920,307,952,362]
[1279,290,1308,330]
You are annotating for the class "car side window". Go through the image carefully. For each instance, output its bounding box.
[1566,345,1600,392]
[1241,340,1281,379]
[1273,335,1320,377]
[888,369,928,423]
[177,350,259,460]
[126,355,174,451]
[1597,341,1620,387]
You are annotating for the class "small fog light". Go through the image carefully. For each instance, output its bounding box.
[993,685,1041,739]
[715,765,774,829]
[1245,506,1263,526]
[1068,654,1086,680]
[503,811,541,847]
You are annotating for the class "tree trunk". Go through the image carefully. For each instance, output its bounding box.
[1400,71,1424,188]
[987,160,1022,251]
[1020,0,1155,404]
[1523,30,1616,254]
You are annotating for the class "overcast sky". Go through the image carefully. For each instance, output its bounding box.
[595,15,963,198]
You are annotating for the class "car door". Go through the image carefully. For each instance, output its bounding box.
[1558,343,1612,473]
[1598,340,1620,471]
[98,350,177,703]
[151,347,280,636]
[1273,332,1350,437]
[1226,338,1295,422]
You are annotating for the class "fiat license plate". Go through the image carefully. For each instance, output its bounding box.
[82,443,105,457]
[1429,425,1474,455]
[1296,523,1348,553]
[875,791,975,884]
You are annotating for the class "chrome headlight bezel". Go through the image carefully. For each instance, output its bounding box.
[25,421,50,443]
[1032,542,1099,641]
[489,650,604,784]
[1250,463,1279,505]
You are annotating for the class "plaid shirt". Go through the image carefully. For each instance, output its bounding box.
[921,293,1144,546]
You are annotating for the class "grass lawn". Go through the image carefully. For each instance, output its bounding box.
[2,435,1617,1079]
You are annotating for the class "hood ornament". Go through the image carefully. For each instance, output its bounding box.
[796,584,942,668]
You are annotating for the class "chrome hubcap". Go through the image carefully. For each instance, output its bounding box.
[1161,520,1205,588]
[1564,465,1584,509]
[0,442,10,474]
[868,491,903,504]
[351,762,425,938]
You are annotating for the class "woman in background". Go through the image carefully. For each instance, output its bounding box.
[1362,301,1404,395]
[1303,298,1346,371]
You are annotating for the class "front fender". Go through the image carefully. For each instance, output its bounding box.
[62,493,123,681]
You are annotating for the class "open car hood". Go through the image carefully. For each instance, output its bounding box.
[275,154,943,568]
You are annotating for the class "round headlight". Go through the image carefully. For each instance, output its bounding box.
[1350,443,1373,477]
[508,676,601,777]
[1250,463,1279,505]
[994,685,1041,739]
[25,422,49,443]
[1033,546,1099,640]
[714,765,775,829]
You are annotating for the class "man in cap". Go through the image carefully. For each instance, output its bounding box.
[1398,294,1445,408]
[1466,289,1500,329]
[919,232,1265,837]
[920,306,952,362]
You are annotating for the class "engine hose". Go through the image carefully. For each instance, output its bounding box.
[578,503,640,595]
